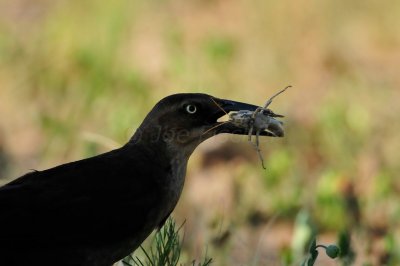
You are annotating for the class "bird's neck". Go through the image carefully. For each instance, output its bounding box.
[125,131,192,169]
[129,126,198,158]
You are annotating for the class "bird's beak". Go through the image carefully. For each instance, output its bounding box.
[208,98,284,137]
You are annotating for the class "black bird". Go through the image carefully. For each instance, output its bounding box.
[0,93,284,266]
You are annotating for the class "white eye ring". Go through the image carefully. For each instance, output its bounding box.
[186,104,197,114]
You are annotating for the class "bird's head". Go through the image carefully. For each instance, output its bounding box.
[131,93,284,156]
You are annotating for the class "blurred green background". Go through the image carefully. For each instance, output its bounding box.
[1,0,399,265]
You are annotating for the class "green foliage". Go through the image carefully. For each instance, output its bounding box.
[122,218,212,266]
[337,231,355,266]
[301,239,318,266]
[291,210,315,257]
[301,238,340,266]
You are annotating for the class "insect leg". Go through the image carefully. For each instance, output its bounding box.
[248,107,261,142]
[252,130,266,169]
[263,85,291,109]
[248,120,254,142]
[251,107,261,119]
[264,128,278,137]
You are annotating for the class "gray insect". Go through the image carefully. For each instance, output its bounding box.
[206,86,289,169]
[227,86,289,169]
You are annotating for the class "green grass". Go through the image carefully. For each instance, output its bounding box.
[122,218,212,266]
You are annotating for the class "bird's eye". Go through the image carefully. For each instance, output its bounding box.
[185,104,197,114]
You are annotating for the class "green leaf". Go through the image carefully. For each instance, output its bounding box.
[309,238,317,253]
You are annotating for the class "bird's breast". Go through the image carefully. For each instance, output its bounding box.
[163,155,187,210]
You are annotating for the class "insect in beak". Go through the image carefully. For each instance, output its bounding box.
[207,86,290,169]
